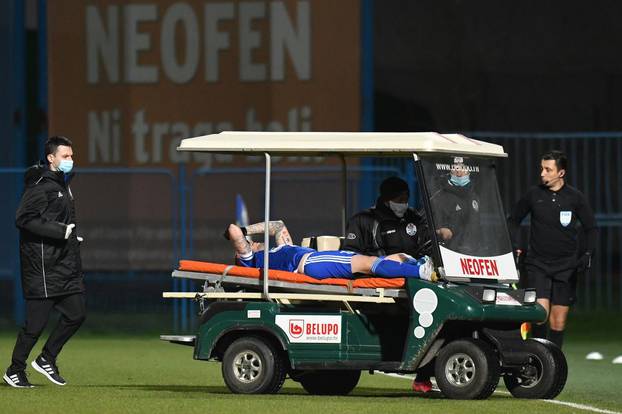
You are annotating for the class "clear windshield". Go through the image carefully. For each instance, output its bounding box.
[420,155,518,281]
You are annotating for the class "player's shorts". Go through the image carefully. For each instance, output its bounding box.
[523,256,578,306]
[302,251,356,279]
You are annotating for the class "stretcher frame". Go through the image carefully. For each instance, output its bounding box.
[162,269,407,304]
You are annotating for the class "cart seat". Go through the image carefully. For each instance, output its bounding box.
[300,236,343,251]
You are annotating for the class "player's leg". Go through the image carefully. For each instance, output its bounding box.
[303,251,356,279]
[352,254,434,280]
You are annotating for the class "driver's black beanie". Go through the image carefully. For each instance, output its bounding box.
[379,176,409,201]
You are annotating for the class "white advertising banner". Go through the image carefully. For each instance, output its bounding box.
[439,246,519,282]
[275,315,341,343]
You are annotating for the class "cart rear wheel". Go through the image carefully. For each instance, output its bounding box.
[503,339,567,399]
[222,336,286,394]
[434,338,500,400]
[299,370,361,395]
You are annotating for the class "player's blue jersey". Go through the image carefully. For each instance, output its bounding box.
[237,244,315,272]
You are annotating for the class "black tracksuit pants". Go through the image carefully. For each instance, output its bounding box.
[9,293,86,373]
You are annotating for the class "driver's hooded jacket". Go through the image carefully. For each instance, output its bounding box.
[344,199,428,257]
[15,162,84,299]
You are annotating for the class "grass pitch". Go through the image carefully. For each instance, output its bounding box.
[0,314,621,414]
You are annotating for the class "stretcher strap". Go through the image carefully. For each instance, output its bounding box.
[219,265,235,286]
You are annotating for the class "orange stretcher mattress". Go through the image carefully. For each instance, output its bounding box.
[179,260,406,289]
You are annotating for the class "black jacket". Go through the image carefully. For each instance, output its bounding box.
[344,199,429,257]
[16,162,84,299]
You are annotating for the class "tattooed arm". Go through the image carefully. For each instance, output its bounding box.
[244,220,293,246]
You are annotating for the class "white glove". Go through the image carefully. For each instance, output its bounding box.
[64,223,75,239]
[77,236,84,243]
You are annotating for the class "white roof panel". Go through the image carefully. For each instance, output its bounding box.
[177,131,507,157]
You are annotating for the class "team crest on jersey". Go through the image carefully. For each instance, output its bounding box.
[472,200,479,212]
[560,211,572,227]
[347,233,356,240]
[406,223,417,236]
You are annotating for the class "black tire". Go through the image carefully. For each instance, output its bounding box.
[299,370,361,395]
[503,339,568,399]
[434,338,500,400]
[221,336,286,394]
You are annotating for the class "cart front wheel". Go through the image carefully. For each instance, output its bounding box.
[434,338,500,400]
[503,338,567,399]
[222,336,286,394]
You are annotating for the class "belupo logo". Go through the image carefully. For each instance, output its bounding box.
[275,315,341,343]
[289,320,304,338]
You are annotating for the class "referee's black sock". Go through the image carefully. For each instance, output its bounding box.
[548,329,564,349]
[531,323,548,339]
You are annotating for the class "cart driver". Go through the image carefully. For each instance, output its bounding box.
[224,222,436,281]
[344,177,430,258]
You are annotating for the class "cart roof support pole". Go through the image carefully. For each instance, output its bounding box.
[263,152,272,301]
[340,154,347,237]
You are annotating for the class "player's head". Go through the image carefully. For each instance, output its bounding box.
[45,136,74,173]
[379,176,409,217]
[449,156,470,187]
[540,150,567,188]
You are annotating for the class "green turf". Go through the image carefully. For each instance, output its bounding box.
[1,332,621,414]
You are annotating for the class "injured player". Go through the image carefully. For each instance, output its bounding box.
[224,221,436,281]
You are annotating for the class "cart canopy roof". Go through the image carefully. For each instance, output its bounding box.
[177,131,507,157]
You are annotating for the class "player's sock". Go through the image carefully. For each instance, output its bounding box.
[548,329,564,349]
[531,323,548,339]
[371,258,421,278]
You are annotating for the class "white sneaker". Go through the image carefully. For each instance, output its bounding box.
[418,256,435,281]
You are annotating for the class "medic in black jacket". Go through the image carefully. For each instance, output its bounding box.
[344,177,429,258]
[4,136,86,389]
[508,150,597,350]
[16,162,84,299]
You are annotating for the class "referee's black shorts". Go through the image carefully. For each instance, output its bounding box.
[521,255,579,306]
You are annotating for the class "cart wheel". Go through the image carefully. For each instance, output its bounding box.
[299,370,361,395]
[503,339,567,399]
[434,338,500,400]
[222,336,286,394]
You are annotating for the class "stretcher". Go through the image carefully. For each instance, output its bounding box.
[163,259,409,303]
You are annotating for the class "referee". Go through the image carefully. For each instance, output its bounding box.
[508,150,597,349]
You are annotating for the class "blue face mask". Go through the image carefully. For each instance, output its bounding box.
[58,160,74,174]
[450,174,470,187]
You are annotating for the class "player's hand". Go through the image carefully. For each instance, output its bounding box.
[223,225,247,240]
[64,223,75,239]
[77,236,84,243]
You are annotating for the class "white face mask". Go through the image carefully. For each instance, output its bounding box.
[389,201,409,218]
